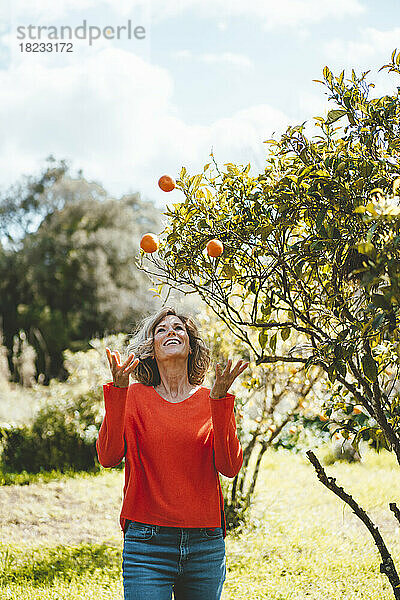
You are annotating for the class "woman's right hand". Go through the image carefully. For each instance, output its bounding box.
[106,348,140,388]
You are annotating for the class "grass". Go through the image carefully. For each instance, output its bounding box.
[0,468,104,486]
[1,448,399,599]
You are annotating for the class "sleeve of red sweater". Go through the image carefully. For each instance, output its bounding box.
[96,382,128,468]
[209,393,243,478]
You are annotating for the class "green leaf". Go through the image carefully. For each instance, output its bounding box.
[333,360,347,377]
[372,313,385,330]
[259,330,268,349]
[191,174,203,190]
[326,109,348,125]
[294,259,305,279]
[204,187,213,201]
[222,264,237,278]
[357,242,375,256]
[260,225,274,239]
[323,66,332,81]
[197,218,208,230]
[315,208,327,230]
[327,365,337,383]
[281,327,290,341]
[371,294,392,311]
[261,303,271,316]
[269,333,277,353]
[361,354,378,382]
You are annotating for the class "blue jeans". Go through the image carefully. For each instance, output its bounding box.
[122,520,226,600]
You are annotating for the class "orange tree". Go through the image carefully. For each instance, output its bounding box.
[138,51,400,595]
[140,51,400,465]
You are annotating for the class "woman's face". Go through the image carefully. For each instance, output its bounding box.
[152,315,191,362]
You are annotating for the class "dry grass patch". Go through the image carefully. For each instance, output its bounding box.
[0,470,124,548]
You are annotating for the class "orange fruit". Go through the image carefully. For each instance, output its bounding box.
[158,175,175,192]
[206,239,223,257]
[353,407,362,415]
[140,233,159,253]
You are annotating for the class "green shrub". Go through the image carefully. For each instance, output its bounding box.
[0,390,103,473]
[0,333,129,475]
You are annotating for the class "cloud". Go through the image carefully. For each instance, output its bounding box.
[324,27,400,66]
[200,52,254,69]
[2,0,364,29]
[172,50,254,69]
[172,49,192,60]
[1,0,97,22]
[0,46,170,190]
[323,27,400,98]
[0,45,290,203]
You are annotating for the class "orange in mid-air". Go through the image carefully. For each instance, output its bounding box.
[140,233,159,253]
[206,239,223,257]
[158,175,175,192]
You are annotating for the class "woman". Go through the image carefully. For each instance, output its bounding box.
[96,306,249,600]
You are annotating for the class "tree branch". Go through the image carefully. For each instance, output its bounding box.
[306,450,400,599]
[389,503,400,529]
[255,355,308,366]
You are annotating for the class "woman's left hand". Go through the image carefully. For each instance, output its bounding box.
[210,359,250,399]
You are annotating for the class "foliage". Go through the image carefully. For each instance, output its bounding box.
[138,51,400,467]
[0,333,127,475]
[0,155,68,249]
[0,390,102,473]
[0,159,163,382]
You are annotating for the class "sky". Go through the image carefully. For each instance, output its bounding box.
[0,0,399,210]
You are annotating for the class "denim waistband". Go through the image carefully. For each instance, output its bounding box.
[126,519,220,533]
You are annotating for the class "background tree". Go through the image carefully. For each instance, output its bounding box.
[0,160,164,382]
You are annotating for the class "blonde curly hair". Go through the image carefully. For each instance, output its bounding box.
[127,306,211,386]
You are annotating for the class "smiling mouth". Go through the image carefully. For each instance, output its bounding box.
[164,340,181,346]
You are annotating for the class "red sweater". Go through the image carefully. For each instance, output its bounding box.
[96,382,243,538]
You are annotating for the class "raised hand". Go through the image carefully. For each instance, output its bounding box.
[106,348,140,388]
[210,359,249,399]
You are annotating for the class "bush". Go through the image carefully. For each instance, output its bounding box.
[0,390,103,473]
[0,333,128,475]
